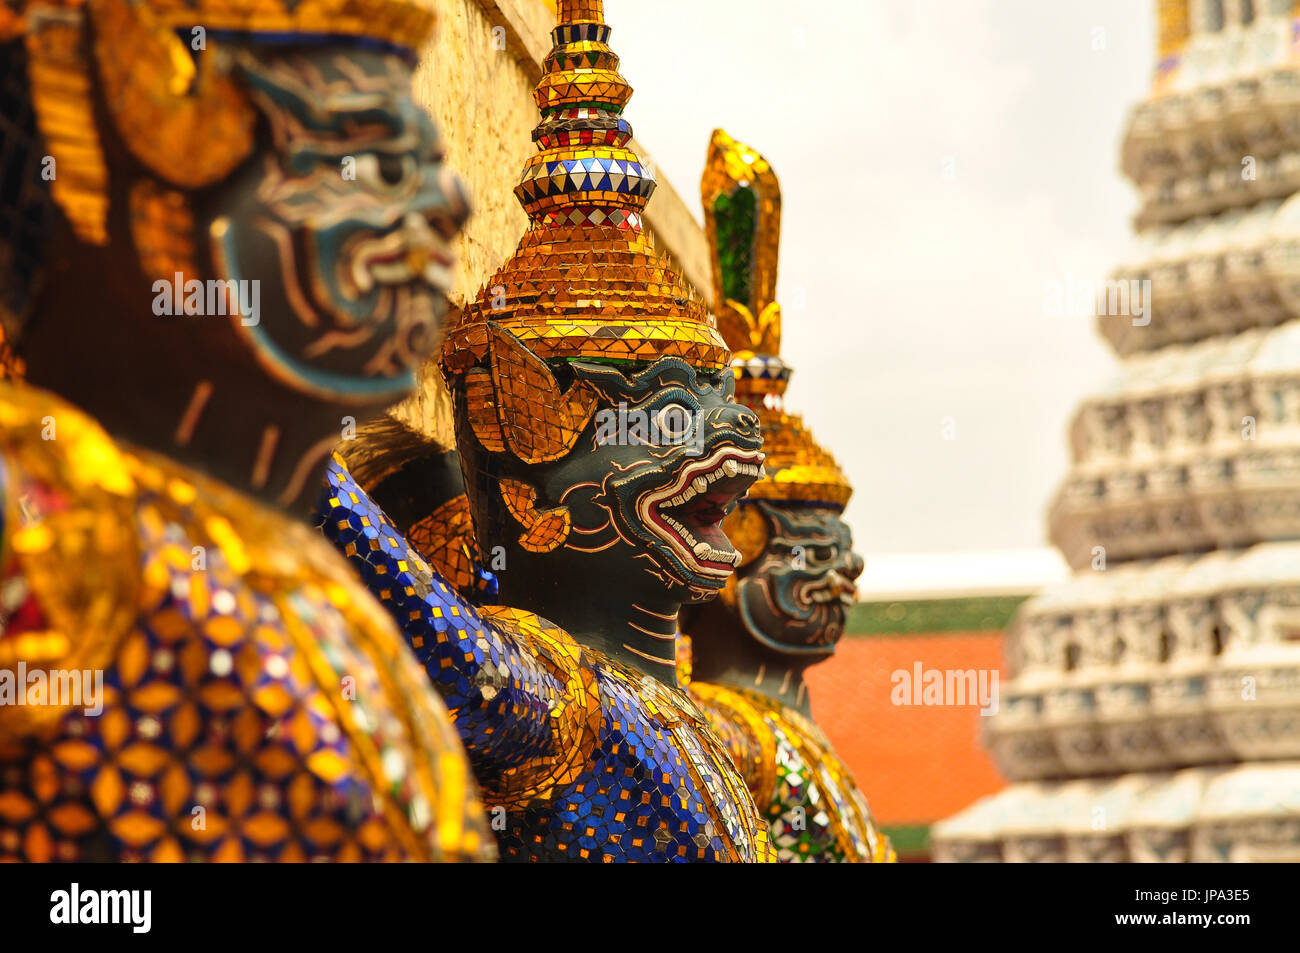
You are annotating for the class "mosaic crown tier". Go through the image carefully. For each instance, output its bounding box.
[443,0,726,373]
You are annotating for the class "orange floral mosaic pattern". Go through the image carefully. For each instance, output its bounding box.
[408,494,478,594]
[0,382,493,862]
[498,478,571,553]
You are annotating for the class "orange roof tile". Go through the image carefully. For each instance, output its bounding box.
[805,632,1008,827]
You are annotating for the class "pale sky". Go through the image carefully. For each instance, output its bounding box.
[606,0,1155,595]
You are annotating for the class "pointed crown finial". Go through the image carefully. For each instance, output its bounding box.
[443,1,728,380]
[702,129,852,509]
[702,128,785,397]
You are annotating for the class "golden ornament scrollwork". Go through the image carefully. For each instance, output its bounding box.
[90,0,256,189]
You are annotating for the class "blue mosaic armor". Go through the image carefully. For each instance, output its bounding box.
[315,455,775,862]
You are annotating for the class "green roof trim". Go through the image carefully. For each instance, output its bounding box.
[847,594,1032,636]
[883,824,931,856]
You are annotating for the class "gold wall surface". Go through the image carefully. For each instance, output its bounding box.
[392,0,710,443]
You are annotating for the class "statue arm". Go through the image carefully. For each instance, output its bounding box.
[316,453,594,798]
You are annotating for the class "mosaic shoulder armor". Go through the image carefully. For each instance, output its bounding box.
[318,455,776,862]
[691,681,895,863]
[0,382,492,862]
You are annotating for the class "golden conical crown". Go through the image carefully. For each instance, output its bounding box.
[442,0,728,376]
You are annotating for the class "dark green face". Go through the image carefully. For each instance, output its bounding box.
[565,358,765,600]
[199,46,468,405]
[462,356,766,606]
[733,502,864,656]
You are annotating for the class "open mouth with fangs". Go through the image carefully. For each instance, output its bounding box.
[347,219,457,297]
[636,445,766,578]
[798,572,858,609]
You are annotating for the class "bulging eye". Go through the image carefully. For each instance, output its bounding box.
[353,153,414,188]
[655,403,695,442]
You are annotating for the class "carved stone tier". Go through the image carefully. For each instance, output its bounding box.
[985,543,1300,781]
[1133,147,1300,228]
[1122,8,1300,221]
[940,0,1300,865]
[1195,762,1300,860]
[933,763,1300,862]
[1050,320,1300,567]
[1099,195,1300,355]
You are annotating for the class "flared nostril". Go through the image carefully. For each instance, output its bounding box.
[424,165,473,237]
[830,571,858,599]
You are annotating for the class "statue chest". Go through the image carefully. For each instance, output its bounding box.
[492,662,772,862]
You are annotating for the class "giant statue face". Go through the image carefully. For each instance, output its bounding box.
[10,7,466,411]
[455,346,765,607]
[723,501,864,655]
[203,47,466,404]
[4,3,464,517]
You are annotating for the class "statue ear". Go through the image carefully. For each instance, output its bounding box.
[91,0,256,188]
[23,6,111,245]
[486,322,598,464]
[464,367,507,453]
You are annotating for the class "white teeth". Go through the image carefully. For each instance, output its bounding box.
[665,515,741,567]
[370,260,413,283]
[353,257,375,294]
[806,586,852,605]
[641,448,765,577]
[664,516,697,547]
